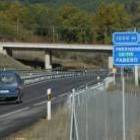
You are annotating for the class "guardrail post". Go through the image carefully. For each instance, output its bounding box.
[97,76,100,84]
[47,88,52,120]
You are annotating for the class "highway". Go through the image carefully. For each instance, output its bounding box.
[0,71,107,138]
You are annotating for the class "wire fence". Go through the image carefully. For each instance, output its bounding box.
[69,75,140,140]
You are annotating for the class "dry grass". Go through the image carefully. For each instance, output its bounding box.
[107,75,140,94]
[0,53,30,70]
[107,82,116,92]
[63,60,99,69]
[6,106,70,140]
[128,122,140,140]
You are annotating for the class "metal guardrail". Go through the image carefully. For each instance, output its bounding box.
[19,70,108,85]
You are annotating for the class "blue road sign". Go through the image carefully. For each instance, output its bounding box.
[113,32,139,44]
[113,44,140,66]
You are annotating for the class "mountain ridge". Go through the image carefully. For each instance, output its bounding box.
[0,0,134,11]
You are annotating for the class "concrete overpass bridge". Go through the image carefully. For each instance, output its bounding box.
[0,42,113,69]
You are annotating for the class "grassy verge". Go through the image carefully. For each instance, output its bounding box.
[107,74,140,94]
[0,53,30,70]
[6,106,70,140]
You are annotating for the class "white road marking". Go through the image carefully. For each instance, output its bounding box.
[52,97,56,101]
[33,97,56,106]
[33,93,68,107]
[58,93,68,98]
[33,101,46,106]
[23,79,51,87]
[0,107,29,119]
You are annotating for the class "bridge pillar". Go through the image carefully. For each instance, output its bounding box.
[44,50,52,70]
[6,48,13,56]
[0,44,3,54]
[108,56,113,71]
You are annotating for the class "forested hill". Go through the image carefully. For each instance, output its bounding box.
[35,0,132,11]
[1,0,137,11]
[0,0,139,44]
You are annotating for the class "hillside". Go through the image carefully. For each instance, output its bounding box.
[0,0,138,44]
[20,0,134,11]
[0,53,30,70]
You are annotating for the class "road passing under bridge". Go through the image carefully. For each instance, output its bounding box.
[0,70,107,138]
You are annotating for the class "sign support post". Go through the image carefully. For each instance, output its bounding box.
[135,65,139,86]
[112,31,140,140]
[113,72,116,85]
[112,67,116,85]
[121,67,126,140]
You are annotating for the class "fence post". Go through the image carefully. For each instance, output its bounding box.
[70,89,79,140]
[85,86,89,140]
[47,88,52,120]
[70,89,74,140]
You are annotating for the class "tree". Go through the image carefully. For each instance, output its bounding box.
[4,0,22,39]
[93,2,131,44]
[130,2,140,28]
[57,4,93,43]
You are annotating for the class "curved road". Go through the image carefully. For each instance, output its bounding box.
[0,71,107,138]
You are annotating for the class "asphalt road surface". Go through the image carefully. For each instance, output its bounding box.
[0,71,107,138]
